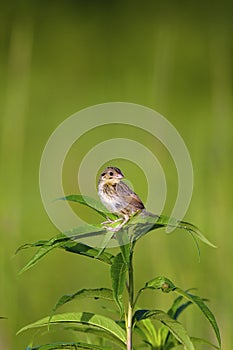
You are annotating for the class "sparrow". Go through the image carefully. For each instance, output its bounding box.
[98,167,145,231]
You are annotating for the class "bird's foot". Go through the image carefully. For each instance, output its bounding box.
[101,217,123,225]
[102,217,129,232]
[103,225,121,232]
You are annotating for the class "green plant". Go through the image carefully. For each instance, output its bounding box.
[17,195,221,350]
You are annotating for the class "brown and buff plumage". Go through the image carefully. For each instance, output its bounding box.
[98,167,144,231]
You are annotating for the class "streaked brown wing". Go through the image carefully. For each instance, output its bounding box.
[116,181,145,210]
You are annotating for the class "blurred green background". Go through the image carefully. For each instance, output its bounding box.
[0,1,232,349]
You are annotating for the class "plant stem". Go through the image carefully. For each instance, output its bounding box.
[127,300,133,350]
[127,248,134,350]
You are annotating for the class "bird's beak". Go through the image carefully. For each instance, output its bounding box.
[116,172,124,179]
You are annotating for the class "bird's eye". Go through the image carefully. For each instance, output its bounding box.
[109,171,113,176]
[101,172,106,177]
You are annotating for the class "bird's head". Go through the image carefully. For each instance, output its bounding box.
[99,167,124,185]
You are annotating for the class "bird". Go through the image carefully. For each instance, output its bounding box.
[98,166,145,231]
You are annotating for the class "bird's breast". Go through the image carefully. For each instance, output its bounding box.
[98,182,123,213]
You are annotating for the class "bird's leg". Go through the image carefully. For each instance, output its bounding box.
[101,217,123,225]
[104,215,129,232]
[101,217,114,225]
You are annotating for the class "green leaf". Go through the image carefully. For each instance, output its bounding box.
[61,196,216,250]
[174,288,221,349]
[178,220,217,248]
[17,198,215,275]
[167,295,192,320]
[130,212,216,248]
[134,276,176,307]
[136,276,221,349]
[60,240,115,264]
[158,295,193,350]
[63,223,106,241]
[17,312,127,345]
[172,337,220,349]
[65,325,126,349]
[18,234,67,275]
[133,309,194,350]
[58,196,216,249]
[17,233,115,274]
[110,253,128,315]
[135,318,158,347]
[144,276,176,293]
[158,323,179,349]
[60,195,117,221]
[190,337,220,349]
[117,231,131,265]
[28,341,113,349]
[50,288,114,320]
[153,293,194,347]
[95,230,116,258]
[16,240,51,254]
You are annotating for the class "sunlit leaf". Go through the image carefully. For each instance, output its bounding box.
[134,276,176,308]
[172,337,220,349]
[65,325,126,349]
[144,276,176,293]
[174,288,221,349]
[17,233,115,274]
[167,295,191,320]
[17,312,127,345]
[135,318,158,347]
[158,297,193,349]
[135,275,221,349]
[18,235,67,275]
[60,196,216,250]
[27,341,113,349]
[110,253,128,315]
[129,212,216,248]
[117,231,131,265]
[60,240,114,264]
[50,288,114,320]
[60,195,117,220]
[95,230,116,258]
[133,309,194,350]
[18,196,216,276]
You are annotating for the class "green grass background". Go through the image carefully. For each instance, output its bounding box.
[0,1,232,349]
